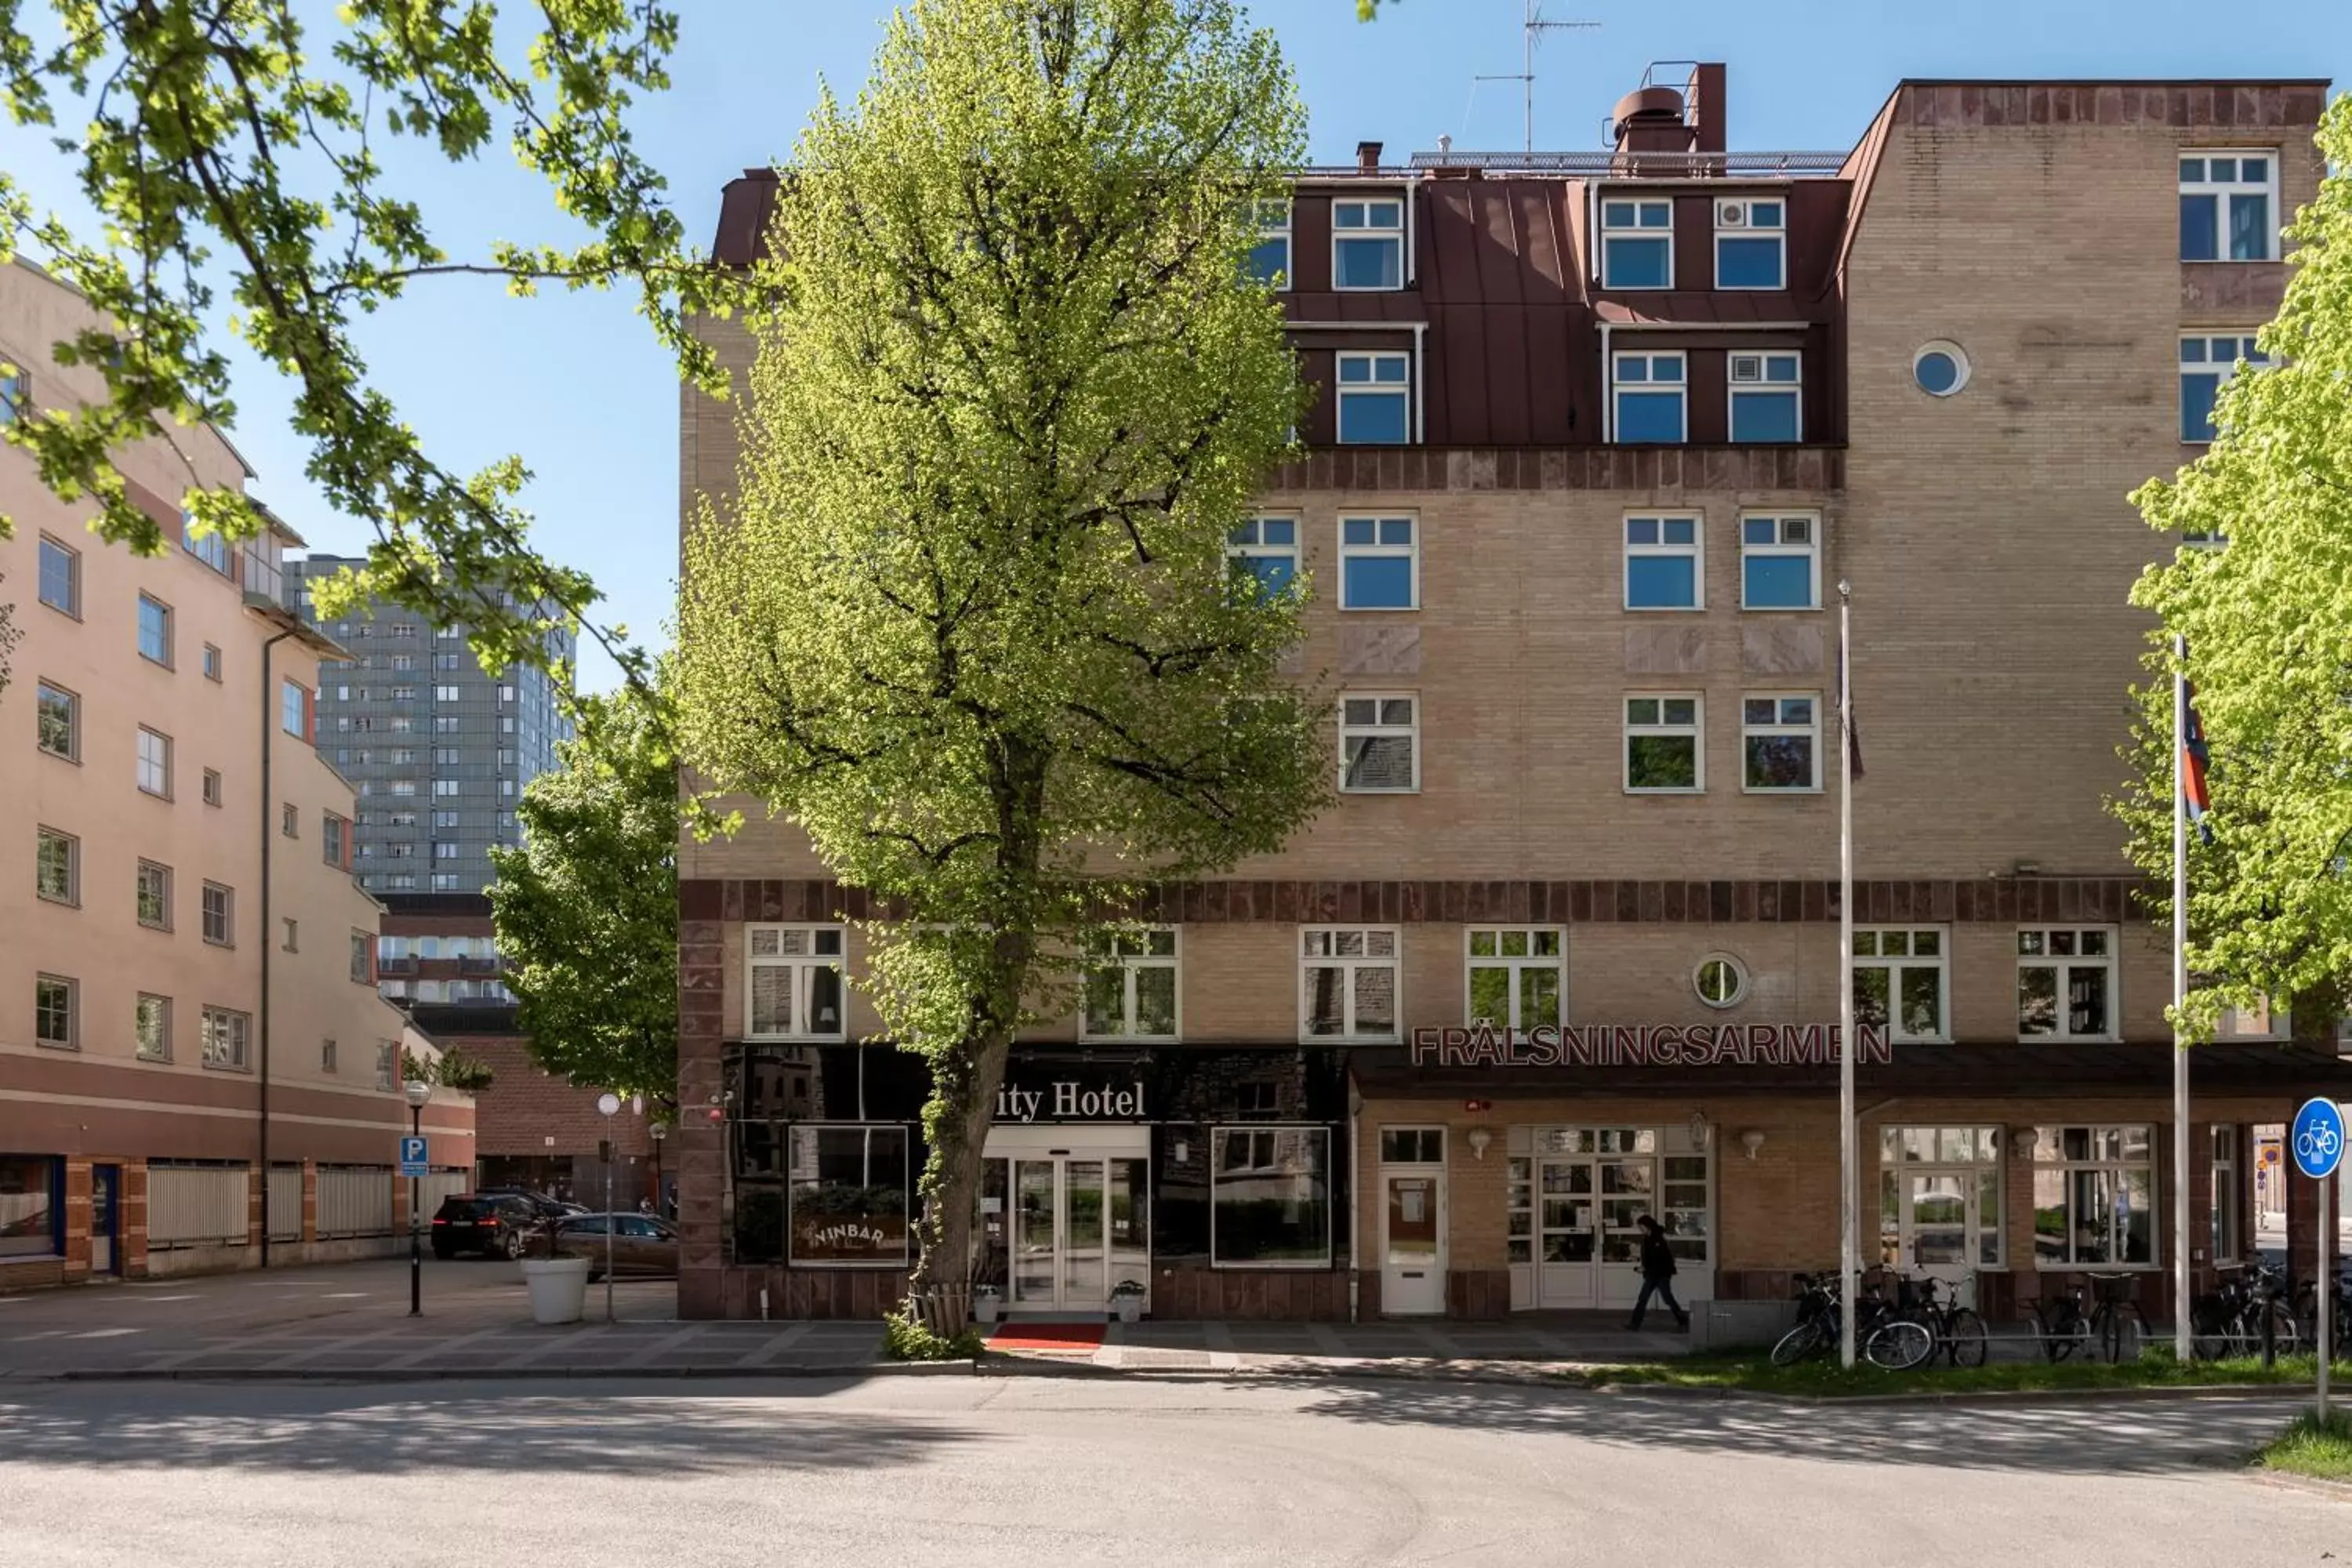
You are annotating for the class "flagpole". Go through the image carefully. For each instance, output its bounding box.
[2172,634,2192,1363]
[1838,580,1857,1370]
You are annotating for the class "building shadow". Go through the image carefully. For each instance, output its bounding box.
[0,1380,970,1477]
[1287,1379,2294,1477]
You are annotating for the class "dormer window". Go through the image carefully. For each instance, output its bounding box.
[1600,198,1673,289]
[1728,351,1802,443]
[1610,350,1686,443]
[1714,198,1785,289]
[1335,351,1411,444]
[1332,198,1404,290]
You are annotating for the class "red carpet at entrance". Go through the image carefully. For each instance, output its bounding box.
[989,1323,1106,1352]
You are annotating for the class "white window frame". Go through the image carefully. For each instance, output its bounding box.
[1299,926,1401,1043]
[1878,1124,2005,1271]
[1694,953,1749,1009]
[182,520,230,575]
[34,973,76,1049]
[201,768,223,808]
[1740,693,1820,793]
[1853,927,1950,1044]
[201,882,234,948]
[1226,516,1299,601]
[1330,195,1405,291]
[2210,1123,2241,1265]
[136,727,172,798]
[1739,513,1820,610]
[135,994,171,1062]
[1610,350,1687,444]
[1338,514,1418,611]
[1338,692,1419,793]
[2178,150,2278,263]
[34,826,77,905]
[1728,350,1803,443]
[1622,514,1703,612]
[1711,196,1787,289]
[37,534,79,617]
[136,859,172,931]
[201,1006,252,1072]
[2031,1123,2159,1269]
[745,924,848,1040]
[34,681,78,761]
[136,593,173,668]
[280,679,306,739]
[1247,197,1290,289]
[1599,196,1675,289]
[1080,927,1181,1042]
[2016,926,2120,1042]
[2179,331,2270,445]
[1624,694,1704,794]
[1466,927,1565,1029]
[1334,351,1411,445]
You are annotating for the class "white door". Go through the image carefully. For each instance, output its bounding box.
[1535,1158,1597,1307]
[1381,1168,1446,1315]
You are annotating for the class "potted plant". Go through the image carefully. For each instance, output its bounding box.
[1110,1279,1146,1324]
[972,1284,1002,1324]
[518,1211,589,1325]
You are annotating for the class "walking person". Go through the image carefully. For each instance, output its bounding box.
[1627,1215,1691,1332]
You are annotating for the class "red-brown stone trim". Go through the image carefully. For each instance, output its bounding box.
[680,877,2155,925]
[1258,445,1846,495]
[1896,82,2328,130]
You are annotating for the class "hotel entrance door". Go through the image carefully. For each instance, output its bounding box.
[980,1127,1149,1313]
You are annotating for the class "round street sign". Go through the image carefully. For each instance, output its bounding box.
[2291,1097,2347,1180]
[596,1092,622,1116]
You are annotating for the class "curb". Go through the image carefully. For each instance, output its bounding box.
[36,1359,978,1385]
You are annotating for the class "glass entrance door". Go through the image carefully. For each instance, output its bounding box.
[1536,1159,1596,1307]
[1012,1160,1058,1305]
[1001,1154,1145,1312]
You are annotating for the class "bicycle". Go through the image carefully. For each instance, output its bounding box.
[1904,1275,1989,1368]
[1861,1272,1937,1371]
[1771,1268,1901,1367]
[2029,1279,2094,1363]
[2085,1271,2151,1363]
[2292,1263,2352,1356]
[2190,1261,2299,1361]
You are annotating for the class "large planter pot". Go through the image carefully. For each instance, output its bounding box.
[1112,1296,1143,1324]
[520,1256,591,1325]
[973,1294,1001,1324]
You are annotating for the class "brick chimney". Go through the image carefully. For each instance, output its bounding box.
[1356,140,1384,172]
[1688,64,1726,155]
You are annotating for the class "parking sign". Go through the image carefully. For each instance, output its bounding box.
[398,1134,429,1178]
[2291,1098,2345,1181]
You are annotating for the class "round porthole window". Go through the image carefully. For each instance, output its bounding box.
[1694,954,1748,1009]
[1913,341,1969,397]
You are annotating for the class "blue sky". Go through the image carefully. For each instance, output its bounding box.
[3,0,2345,689]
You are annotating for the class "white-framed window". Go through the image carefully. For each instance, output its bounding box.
[1740,514,1818,609]
[433,842,460,860]
[281,917,299,953]
[135,995,171,1062]
[323,814,347,866]
[433,684,460,702]
[280,679,307,739]
[201,882,234,947]
[1853,927,1947,1043]
[1467,928,1564,1029]
[1694,953,1748,1008]
[2031,1124,2156,1266]
[1226,517,1298,601]
[1878,1126,2003,1271]
[34,974,76,1049]
[1624,695,1701,793]
[1210,1125,1333,1267]
[34,681,78,761]
[136,860,172,930]
[1082,928,1180,1040]
[201,768,223,808]
[1728,350,1802,443]
[37,535,79,617]
[182,520,230,575]
[201,1007,252,1072]
[746,925,847,1040]
[2180,332,2270,444]
[2210,1124,2241,1265]
[1300,927,1399,1041]
[34,826,76,905]
[1331,196,1404,289]
[1740,694,1818,792]
[430,779,459,797]
[2016,927,2118,1041]
[2179,151,2277,262]
[350,930,373,985]
[136,593,172,667]
[201,644,222,681]
[1611,350,1686,443]
[1599,196,1673,289]
[1623,514,1701,610]
[1338,515,1417,609]
[281,803,299,840]
[1338,693,1417,793]
[1713,196,1786,289]
[1335,351,1410,444]
[375,1040,397,1090]
[1247,197,1290,288]
[136,727,172,797]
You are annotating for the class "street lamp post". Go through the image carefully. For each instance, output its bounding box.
[405,1078,433,1317]
[597,1092,621,1323]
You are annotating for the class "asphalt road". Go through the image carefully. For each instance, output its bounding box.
[0,1376,2342,1566]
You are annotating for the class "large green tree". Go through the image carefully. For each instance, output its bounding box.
[2122,98,2352,1037]
[488,682,681,1101]
[675,0,1329,1310]
[0,1,737,688]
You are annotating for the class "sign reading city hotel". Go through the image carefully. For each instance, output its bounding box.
[1408,1022,1891,1069]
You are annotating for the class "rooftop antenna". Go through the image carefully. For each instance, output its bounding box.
[1472,1,1600,154]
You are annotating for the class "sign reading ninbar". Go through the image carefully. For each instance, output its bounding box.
[1407,1023,1892,1069]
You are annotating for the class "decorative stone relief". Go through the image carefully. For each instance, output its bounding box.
[1340,626,1423,676]
[1741,623,1826,675]
[1623,625,1708,676]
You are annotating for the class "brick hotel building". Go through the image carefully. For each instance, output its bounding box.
[673,67,2350,1325]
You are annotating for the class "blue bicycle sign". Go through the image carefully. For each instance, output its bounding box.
[2292,1098,2346,1180]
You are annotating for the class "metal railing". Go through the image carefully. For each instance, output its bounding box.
[266,1165,303,1242]
[1408,148,1849,178]
[315,1165,395,1239]
[147,1163,249,1247]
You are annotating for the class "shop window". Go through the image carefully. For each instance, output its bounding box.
[1853,927,1947,1043]
[1210,1126,1330,1265]
[2210,1125,2240,1265]
[1082,928,1179,1040]
[2016,927,2118,1041]
[746,925,847,1040]
[1878,1125,2002,1272]
[789,1125,909,1266]
[1299,927,1399,1040]
[1466,927,1563,1029]
[0,1156,60,1258]
[2031,1124,2156,1267]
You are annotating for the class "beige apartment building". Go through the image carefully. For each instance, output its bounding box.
[1,260,470,1289]
[673,70,2350,1326]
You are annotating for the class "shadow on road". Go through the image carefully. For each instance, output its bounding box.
[1289,1380,2292,1477]
[0,1381,970,1477]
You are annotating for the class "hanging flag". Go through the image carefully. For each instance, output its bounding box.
[2181,676,2213,844]
[1836,644,1865,781]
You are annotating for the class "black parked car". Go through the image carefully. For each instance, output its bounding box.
[471,1188,586,1221]
[430,1194,541,1260]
